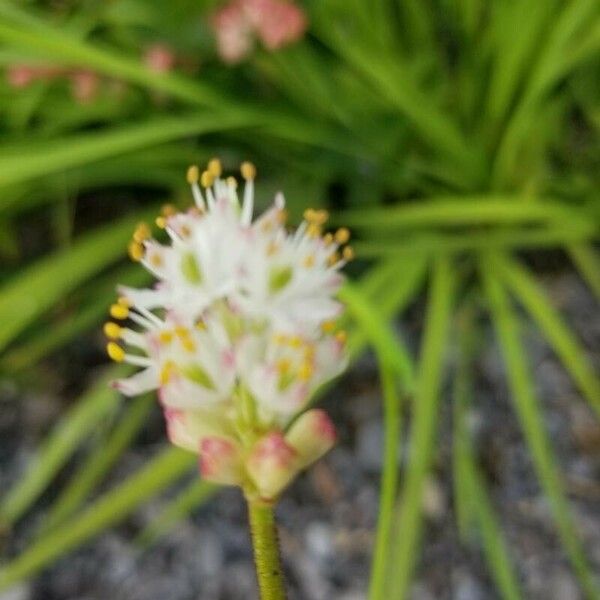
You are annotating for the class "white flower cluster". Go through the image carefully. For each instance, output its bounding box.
[105,159,351,501]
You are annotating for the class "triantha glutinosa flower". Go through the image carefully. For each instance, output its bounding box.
[105,159,351,502]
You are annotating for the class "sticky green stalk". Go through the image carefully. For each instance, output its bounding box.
[247,501,287,600]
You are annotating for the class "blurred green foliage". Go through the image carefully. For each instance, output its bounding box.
[0,0,598,597]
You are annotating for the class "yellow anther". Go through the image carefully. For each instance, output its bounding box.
[334,227,350,244]
[273,333,287,344]
[276,358,291,373]
[277,209,288,224]
[323,233,334,246]
[298,362,313,381]
[133,222,151,243]
[103,322,122,339]
[107,342,125,362]
[261,219,274,233]
[118,297,131,307]
[304,345,315,360]
[201,170,214,188]
[186,165,200,184]
[158,331,173,344]
[302,254,315,268]
[182,338,196,353]
[266,241,279,256]
[342,246,355,261]
[314,210,329,225]
[149,253,163,268]
[307,223,321,238]
[128,240,144,262]
[303,208,316,221]
[174,326,190,339]
[288,335,303,348]
[207,158,222,178]
[161,203,177,217]
[328,252,340,266]
[180,224,192,238]
[226,176,238,189]
[240,161,256,181]
[195,320,206,330]
[155,216,167,229]
[321,320,336,333]
[160,361,177,385]
[110,304,129,320]
[336,330,348,344]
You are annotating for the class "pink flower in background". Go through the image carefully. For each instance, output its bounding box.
[6,65,63,88]
[244,0,307,50]
[6,65,36,88]
[70,70,100,104]
[211,1,255,64]
[144,43,176,73]
[211,0,307,63]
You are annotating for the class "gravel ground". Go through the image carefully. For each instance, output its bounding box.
[1,270,599,600]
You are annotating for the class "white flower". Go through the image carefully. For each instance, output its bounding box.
[237,328,347,426]
[122,159,352,330]
[106,159,352,501]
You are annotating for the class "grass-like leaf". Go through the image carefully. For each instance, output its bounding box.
[569,244,600,301]
[354,222,596,257]
[135,480,218,548]
[453,304,523,600]
[390,257,456,598]
[0,265,150,372]
[0,368,124,526]
[0,447,195,592]
[0,209,157,353]
[339,282,410,600]
[0,114,250,189]
[346,255,428,363]
[495,253,600,417]
[338,197,586,230]
[0,3,224,107]
[42,394,155,531]
[340,281,415,390]
[481,254,598,599]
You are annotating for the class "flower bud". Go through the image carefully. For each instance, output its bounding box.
[199,436,244,486]
[246,432,298,500]
[164,408,230,454]
[286,409,336,469]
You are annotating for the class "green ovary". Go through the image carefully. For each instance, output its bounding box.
[181,252,203,284]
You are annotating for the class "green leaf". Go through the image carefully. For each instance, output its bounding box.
[0,4,224,107]
[337,197,588,231]
[0,265,150,373]
[135,480,218,547]
[0,447,195,592]
[0,113,251,189]
[0,209,156,353]
[346,255,428,361]
[42,394,155,531]
[353,222,597,257]
[340,283,409,600]
[481,254,598,599]
[390,257,456,597]
[0,368,124,525]
[340,281,415,390]
[569,244,600,301]
[495,253,600,417]
[453,304,523,600]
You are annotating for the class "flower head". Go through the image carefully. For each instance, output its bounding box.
[106,159,351,502]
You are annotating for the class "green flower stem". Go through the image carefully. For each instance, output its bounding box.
[247,501,287,600]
